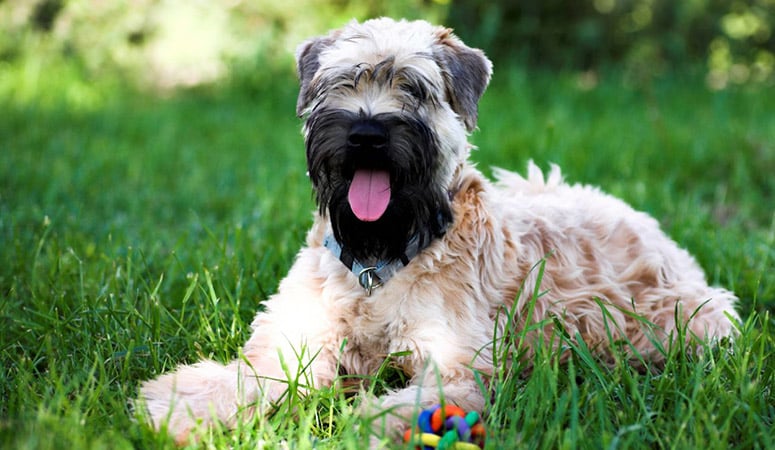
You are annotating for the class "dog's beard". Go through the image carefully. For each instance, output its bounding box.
[305,109,452,262]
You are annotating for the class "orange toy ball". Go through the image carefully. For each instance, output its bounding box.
[430,404,467,431]
[403,427,413,443]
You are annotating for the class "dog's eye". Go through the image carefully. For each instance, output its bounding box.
[400,83,426,101]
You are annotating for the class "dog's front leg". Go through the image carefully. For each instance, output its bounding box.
[137,249,340,444]
[137,357,267,444]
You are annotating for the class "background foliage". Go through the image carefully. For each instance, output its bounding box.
[448,0,774,88]
[2,0,773,91]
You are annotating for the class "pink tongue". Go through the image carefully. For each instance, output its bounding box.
[348,169,391,222]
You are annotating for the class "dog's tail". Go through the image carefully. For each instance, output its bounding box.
[492,160,564,194]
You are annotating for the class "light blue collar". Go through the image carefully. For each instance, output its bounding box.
[323,232,427,296]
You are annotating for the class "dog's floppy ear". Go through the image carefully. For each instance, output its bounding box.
[295,37,333,116]
[433,30,493,132]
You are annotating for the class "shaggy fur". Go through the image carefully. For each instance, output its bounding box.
[136,18,739,445]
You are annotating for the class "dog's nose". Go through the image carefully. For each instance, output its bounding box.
[347,120,388,150]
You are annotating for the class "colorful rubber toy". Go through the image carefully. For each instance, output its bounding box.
[403,404,486,450]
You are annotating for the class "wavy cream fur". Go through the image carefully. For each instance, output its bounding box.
[136,18,738,445]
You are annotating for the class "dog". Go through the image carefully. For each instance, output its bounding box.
[137,17,739,445]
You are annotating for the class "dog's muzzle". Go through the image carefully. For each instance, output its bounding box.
[346,119,394,223]
[347,119,389,153]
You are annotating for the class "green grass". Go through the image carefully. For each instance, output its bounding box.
[1,59,773,449]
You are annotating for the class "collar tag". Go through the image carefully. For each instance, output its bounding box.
[357,267,382,296]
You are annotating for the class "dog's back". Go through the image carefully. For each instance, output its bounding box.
[489,161,738,358]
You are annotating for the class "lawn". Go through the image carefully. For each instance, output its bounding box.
[1,60,773,449]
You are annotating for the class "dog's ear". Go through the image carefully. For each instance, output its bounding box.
[295,37,334,116]
[433,30,493,132]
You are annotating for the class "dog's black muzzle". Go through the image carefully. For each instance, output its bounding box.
[347,119,389,151]
[345,119,393,174]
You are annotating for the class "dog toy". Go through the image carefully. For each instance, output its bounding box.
[403,404,486,450]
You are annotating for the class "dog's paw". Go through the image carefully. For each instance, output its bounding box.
[357,393,420,445]
[135,360,247,445]
[135,373,202,445]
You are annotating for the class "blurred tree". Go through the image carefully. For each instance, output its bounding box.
[31,0,63,31]
[0,0,771,91]
[447,0,774,88]
[0,0,445,90]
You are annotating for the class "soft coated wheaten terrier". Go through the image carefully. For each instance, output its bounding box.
[137,17,739,445]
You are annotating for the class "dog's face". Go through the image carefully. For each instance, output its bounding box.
[296,18,492,262]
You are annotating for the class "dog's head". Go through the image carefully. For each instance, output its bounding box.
[296,18,492,262]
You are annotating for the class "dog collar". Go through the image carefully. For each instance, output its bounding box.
[323,232,430,296]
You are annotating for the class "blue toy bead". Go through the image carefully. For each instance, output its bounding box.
[418,409,434,433]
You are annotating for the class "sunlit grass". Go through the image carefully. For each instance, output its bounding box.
[1,61,773,448]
